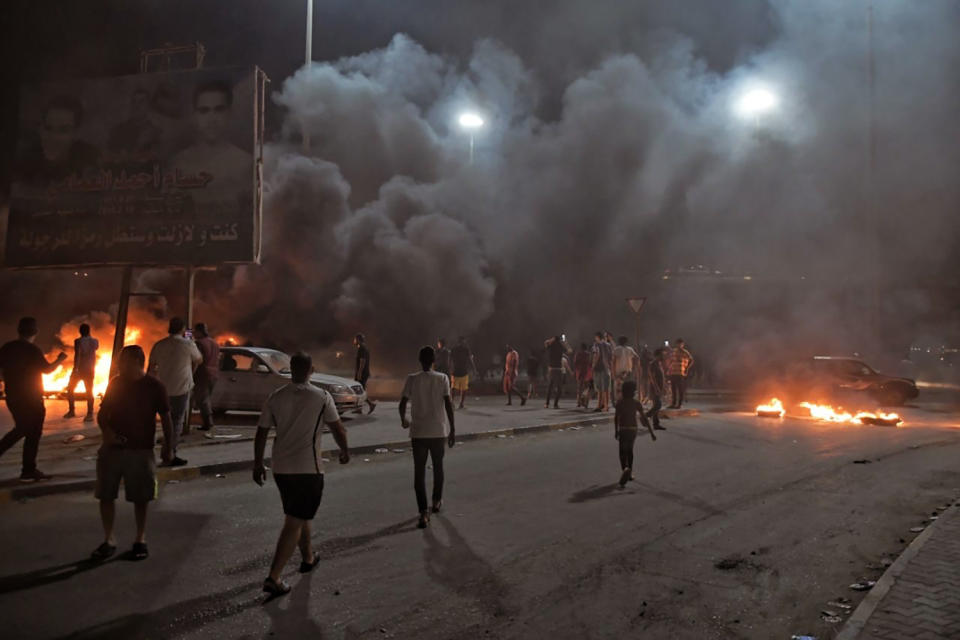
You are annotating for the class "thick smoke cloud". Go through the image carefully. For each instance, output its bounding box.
[3,0,958,381]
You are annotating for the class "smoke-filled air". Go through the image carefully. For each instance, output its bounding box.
[4,0,960,381]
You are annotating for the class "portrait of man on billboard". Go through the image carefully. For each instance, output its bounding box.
[14,95,100,187]
[106,87,163,165]
[170,79,252,200]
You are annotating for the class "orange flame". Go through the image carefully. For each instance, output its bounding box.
[755,398,785,417]
[799,402,901,426]
[215,332,245,346]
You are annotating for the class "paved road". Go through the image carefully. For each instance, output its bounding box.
[1,408,959,639]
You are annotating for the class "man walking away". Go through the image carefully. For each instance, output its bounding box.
[192,323,219,432]
[148,318,201,466]
[0,317,66,482]
[450,336,475,410]
[591,332,613,412]
[544,335,568,409]
[525,347,541,401]
[503,344,525,406]
[612,336,639,403]
[254,352,350,597]
[399,346,456,529]
[65,323,98,422]
[573,343,593,408]
[668,338,694,409]
[91,345,172,561]
[613,380,656,487]
[637,345,652,402]
[647,348,667,430]
[353,333,377,414]
[435,338,452,381]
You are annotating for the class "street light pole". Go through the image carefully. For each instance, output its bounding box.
[302,0,313,153]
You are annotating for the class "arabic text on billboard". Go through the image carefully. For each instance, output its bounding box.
[7,66,260,267]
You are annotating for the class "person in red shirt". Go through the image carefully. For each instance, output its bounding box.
[502,344,525,406]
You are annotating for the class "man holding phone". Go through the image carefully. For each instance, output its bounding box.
[254,351,350,597]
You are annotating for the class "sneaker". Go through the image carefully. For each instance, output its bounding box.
[417,512,430,529]
[63,410,76,418]
[131,542,149,560]
[19,469,53,483]
[432,500,443,514]
[84,413,94,423]
[619,468,630,487]
[520,397,527,406]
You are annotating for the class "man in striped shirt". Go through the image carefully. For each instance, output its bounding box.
[667,338,694,409]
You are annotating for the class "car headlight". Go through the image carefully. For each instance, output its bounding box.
[316,383,349,394]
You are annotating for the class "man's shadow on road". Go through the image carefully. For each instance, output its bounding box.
[422,516,510,619]
[0,556,117,595]
[568,482,629,503]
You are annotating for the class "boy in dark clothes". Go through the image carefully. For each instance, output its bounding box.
[613,380,656,487]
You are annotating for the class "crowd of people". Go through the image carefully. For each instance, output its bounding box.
[0,316,693,596]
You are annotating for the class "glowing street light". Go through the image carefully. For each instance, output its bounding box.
[457,111,485,163]
[733,87,779,124]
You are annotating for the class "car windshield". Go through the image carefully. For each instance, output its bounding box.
[259,351,291,374]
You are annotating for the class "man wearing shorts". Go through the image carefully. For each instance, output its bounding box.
[591,331,613,412]
[450,336,475,409]
[92,345,172,561]
[254,351,350,597]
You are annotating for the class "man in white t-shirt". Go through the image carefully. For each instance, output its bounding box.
[612,335,639,403]
[399,345,456,529]
[253,351,350,597]
[148,317,202,466]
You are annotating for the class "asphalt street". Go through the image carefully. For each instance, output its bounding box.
[1,406,959,639]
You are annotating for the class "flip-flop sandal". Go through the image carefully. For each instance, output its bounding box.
[299,554,320,573]
[91,542,117,560]
[131,542,149,560]
[263,577,291,596]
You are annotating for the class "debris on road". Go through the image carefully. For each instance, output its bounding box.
[909,526,925,532]
[880,558,893,567]
[827,598,853,610]
[392,449,405,453]
[215,473,226,479]
[852,459,872,464]
[791,635,818,640]
[849,580,876,591]
[714,556,744,570]
[63,434,85,443]
[374,448,389,454]
[204,433,243,440]
[820,610,842,624]
[167,480,180,484]
[497,434,507,438]
[364,458,371,462]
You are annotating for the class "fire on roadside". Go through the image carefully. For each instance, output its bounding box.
[215,332,245,346]
[41,312,167,397]
[754,398,902,426]
[755,398,785,418]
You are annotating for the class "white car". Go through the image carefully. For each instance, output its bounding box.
[210,347,367,415]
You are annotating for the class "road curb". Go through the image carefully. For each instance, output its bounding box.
[0,414,614,503]
[835,502,959,640]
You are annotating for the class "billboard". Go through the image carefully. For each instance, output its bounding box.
[6,66,264,267]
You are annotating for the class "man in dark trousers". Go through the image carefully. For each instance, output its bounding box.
[543,335,569,408]
[64,323,98,422]
[353,333,377,414]
[647,348,667,430]
[450,336,476,409]
[92,345,173,561]
[435,338,452,381]
[399,346,456,529]
[192,323,219,432]
[667,338,694,409]
[0,317,67,482]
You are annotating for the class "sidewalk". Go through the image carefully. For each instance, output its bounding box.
[838,501,960,640]
[0,397,703,502]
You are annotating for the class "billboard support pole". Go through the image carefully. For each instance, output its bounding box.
[109,267,133,378]
[185,267,195,329]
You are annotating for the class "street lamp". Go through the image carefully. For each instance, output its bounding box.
[457,111,484,164]
[733,86,779,125]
